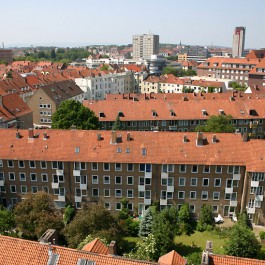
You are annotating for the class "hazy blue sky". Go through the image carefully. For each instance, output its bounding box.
[1,0,264,48]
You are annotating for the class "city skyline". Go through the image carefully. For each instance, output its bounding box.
[1,0,264,49]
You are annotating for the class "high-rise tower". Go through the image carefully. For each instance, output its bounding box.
[232,27,246,58]
[132,34,159,60]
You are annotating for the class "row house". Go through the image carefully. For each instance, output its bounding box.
[0,129,265,225]
[75,71,135,100]
[27,80,84,129]
[248,57,265,89]
[84,93,265,139]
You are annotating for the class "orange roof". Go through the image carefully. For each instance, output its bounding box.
[209,254,265,265]
[82,238,109,255]
[192,80,224,88]
[0,235,156,265]
[249,58,265,75]
[158,250,187,265]
[0,129,265,171]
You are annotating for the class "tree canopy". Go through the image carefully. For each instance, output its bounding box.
[230,81,247,92]
[13,192,63,239]
[162,66,196,77]
[0,207,15,234]
[196,204,215,232]
[52,100,101,130]
[195,115,235,133]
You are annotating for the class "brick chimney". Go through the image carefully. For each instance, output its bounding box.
[108,241,117,256]
[126,132,131,141]
[28,128,34,139]
[110,131,117,144]
[196,132,204,146]
[242,132,248,142]
[43,132,48,140]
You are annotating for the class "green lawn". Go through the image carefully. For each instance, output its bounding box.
[174,230,227,256]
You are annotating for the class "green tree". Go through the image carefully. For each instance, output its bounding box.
[224,223,261,258]
[14,192,64,239]
[52,100,100,130]
[196,204,215,232]
[0,207,15,234]
[195,115,235,133]
[178,203,196,235]
[63,203,123,248]
[100,64,109,71]
[152,207,178,259]
[112,114,122,130]
[230,81,247,92]
[139,208,153,237]
[162,66,178,76]
[63,205,75,225]
[50,49,56,59]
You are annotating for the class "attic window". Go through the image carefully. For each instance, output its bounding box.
[240,110,245,115]
[118,111,124,117]
[117,147,122,153]
[77,259,96,265]
[249,109,257,116]
[202,109,208,116]
[75,147,80,153]
[99,112,105,118]
[142,148,147,155]
[170,110,176,116]
[219,109,225,115]
[152,110,158,117]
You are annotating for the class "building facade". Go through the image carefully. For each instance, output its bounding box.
[0,49,12,64]
[0,129,265,224]
[133,34,159,60]
[232,26,246,58]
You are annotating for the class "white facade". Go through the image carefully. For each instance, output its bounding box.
[75,72,135,100]
[232,27,246,58]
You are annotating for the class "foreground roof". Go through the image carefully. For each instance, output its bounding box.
[0,129,265,171]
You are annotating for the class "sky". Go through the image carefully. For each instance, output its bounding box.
[1,0,264,49]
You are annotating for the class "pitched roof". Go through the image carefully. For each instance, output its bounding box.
[158,250,187,265]
[0,235,156,265]
[82,238,109,255]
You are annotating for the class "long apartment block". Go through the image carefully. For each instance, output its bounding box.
[0,129,265,224]
[84,93,265,139]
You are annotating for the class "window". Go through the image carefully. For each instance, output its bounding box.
[92,188,99,197]
[179,177,186,186]
[92,175,98,184]
[214,178,221,187]
[8,160,14,168]
[227,166,240,174]
[145,178,151,185]
[191,165,198,173]
[212,205,218,213]
[190,178,198,186]
[190,205,195,213]
[0,160,2,167]
[18,160,24,168]
[145,190,151,199]
[53,174,64,183]
[226,179,232,188]
[190,191,197,199]
[127,176,134,185]
[103,163,110,171]
[105,202,111,210]
[203,165,210,173]
[139,164,152,172]
[127,203,133,211]
[9,172,15,181]
[179,165,186,173]
[127,189,134,198]
[126,148,130,153]
[167,192,173,199]
[30,173,37,182]
[201,191,208,200]
[215,165,222,173]
[91,162,98,171]
[225,193,231,200]
[32,186,38,193]
[40,161,47,169]
[160,190,167,199]
[104,189,110,197]
[21,185,27,194]
[103,175,110,184]
[29,161,36,168]
[127,163,134,171]
[43,186,49,193]
[19,173,26,181]
[116,202,122,211]
[115,189,122,198]
[115,163,122,171]
[213,192,220,200]
[139,191,145,198]
[10,185,16,193]
[178,191,185,199]
[117,148,122,153]
[202,178,209,187]
[115,176,122,185]
[52,161,63,170]
[74,162,86,170]
[233,180,239,187]
[162,164,174,173]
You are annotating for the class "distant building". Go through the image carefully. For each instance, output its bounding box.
[178,45,209,62]
[133,34,159,60]
[0,49,12,64]
[232,26,246,58]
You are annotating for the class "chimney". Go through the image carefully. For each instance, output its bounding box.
[126,132,131,141]
[242,132,248,142]
[108,241,117,256]
[97,133,101,141]
[43,132,48,140]
[16,131,20,139]
[201,251,209,265]
[28,128,34,139]
[183,134,187,143]
[212,134,217,143]
[196,132,204,146]
[205,241,213,254]
[111,131,117,144]
[122,93,125,99]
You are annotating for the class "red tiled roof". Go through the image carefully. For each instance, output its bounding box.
[192,80,224,88]
[82,238,109,255]
[209,254,265,265]
[158,250,187,265]
[249,58,265,75]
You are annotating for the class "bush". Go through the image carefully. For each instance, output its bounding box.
[260,231,265,240]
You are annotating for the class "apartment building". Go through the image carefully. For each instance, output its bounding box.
[248,58,265,89]
[0,129,265,224]
[84,93,265,139]
[232,26,246,58]
[27,80,84,128]
[75,71,135,100]
[0,49,12,64]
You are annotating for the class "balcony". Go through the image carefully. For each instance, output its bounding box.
[74,196,82,203]
[255,195,264,202]
[233,174,241,181]
[0,179,5,186]
[145,172,152,178]
[251,181,259,187]
[151,126,159,131]
[73,170,81,176]
[169,126,178,131]
[160,199,167,205]
[52,182,59,189]
[138,185,145,192]
[58,195,65,202]
[80,183,87,190]
[161,172,168,179]
[167,186,174,193]
[144,199,152,205]
[225,187,233,194]
[247,207,255,214]
[56,169,64,176]
[230,200,238,207]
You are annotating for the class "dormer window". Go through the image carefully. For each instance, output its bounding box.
[202,109,208,116]
[219,109,225,115]
[152,110,158,117]
[118,111,124,117]
[142,148,147,155]
[99,112,105,118]
[170,110,176,116]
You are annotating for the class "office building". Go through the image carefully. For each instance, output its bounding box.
[133,34,159,60]
[232,27,246,58]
